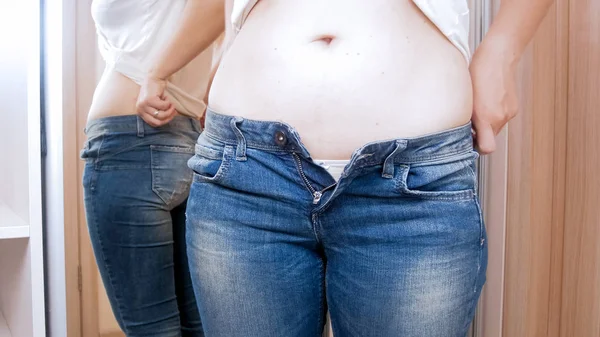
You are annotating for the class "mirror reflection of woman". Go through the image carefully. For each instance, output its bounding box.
[80,0,223,336]
[183,0,553,336]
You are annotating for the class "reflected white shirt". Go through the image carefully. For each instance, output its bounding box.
[231,0,471,63]
[91,0,217,118]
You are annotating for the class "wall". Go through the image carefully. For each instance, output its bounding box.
[502,0,600,336]
[560,0,600,335]
[0,1,31,222]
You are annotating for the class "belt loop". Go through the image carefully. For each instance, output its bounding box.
[191,118,203,134]
[230,117,247,161]
[382,140,408,178]
[136,116,145,138]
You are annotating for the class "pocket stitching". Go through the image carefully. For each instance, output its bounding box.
[150,144,195,154]
[192,145,234,184]
[396,163,475,201]
[151,146,194,206]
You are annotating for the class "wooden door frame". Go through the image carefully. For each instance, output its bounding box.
[55,0,100,335]
[501,1,569,336]
[74,0,103,335]
[44,0,83,336]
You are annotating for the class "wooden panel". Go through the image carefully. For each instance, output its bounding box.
[560,0,600,335]
[76,0,102,336]
[502,3,566,336]
[60,0,83,335]
[547,0,570,336]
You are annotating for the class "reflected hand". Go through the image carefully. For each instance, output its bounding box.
[136,76,177,127]
[470,36,520,154]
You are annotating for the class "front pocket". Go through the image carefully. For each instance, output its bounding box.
[188,144,234,184]
[396,152,478,201]
[151,145,195,207]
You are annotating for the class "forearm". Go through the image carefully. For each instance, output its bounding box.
[150,0,225,80]
[482,0,554,60]
[203,0,236,102]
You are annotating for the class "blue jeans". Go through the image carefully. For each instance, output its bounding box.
[186,110,487,337]
[81,116,204,337]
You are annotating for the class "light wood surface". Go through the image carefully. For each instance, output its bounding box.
[560,0,600,335]
[547,0,570,336]
[502,2,567,336]
[76,0,102,334]
[59,0,84,336]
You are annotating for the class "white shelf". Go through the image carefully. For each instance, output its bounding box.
[0,310,11,337]
[0,203,29,240]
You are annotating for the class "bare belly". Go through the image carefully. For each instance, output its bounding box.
[209,0,473,159]
[87,69,141,121]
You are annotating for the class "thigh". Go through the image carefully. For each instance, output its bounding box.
[171,202,203,336]
[323,195,487,337]
[186,179,325,337]
[83,163,183,337]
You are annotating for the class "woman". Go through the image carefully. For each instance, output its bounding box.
[80,0,223,336]
[186,1,552,336]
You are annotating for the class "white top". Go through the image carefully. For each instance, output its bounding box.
[231,0,471,63]
[91,0,216,119]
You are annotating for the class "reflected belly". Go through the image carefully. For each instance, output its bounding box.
[209,0,473,159]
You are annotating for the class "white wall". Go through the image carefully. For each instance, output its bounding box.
[0,2,32,222]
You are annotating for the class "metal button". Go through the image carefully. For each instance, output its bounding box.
[274,131,287,146]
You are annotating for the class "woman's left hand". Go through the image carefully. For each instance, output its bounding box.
[470,36,520,154]
[136,76,177,127]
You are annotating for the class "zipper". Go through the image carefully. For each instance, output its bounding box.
[293,153,330,205]
[312,191,323,204]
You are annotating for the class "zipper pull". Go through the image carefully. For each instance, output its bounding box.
[313,191,323,204]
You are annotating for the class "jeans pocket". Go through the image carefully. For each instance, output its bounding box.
[188,134,234,184]
[396,152,478,201]
[151,145,195,207]
[188,145,235,184]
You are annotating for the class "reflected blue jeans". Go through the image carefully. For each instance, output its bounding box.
[81,116,203,337]
[186,110,487,337]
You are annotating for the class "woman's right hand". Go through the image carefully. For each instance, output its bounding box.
[136,76,177,127]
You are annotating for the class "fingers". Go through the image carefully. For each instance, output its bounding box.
[143,96,171,111]
[143,109,177,127]
[136,95,172,119]
[136,94,178,127]
[160,106,178,124]
[472,117,496,154]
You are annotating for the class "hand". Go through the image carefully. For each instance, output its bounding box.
[136,76,177,127]
[470,36,520,154]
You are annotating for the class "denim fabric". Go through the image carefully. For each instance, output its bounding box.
[81,115,204,337]
[186,109,487,337]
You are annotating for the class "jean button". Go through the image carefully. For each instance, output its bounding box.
[275,131,287,146]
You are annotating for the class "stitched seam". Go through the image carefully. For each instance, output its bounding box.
[466,160,478,194]
[400,190,474,201]
[204,131,306,153]
[150,144,194,154]
[311,213,322,243]
[463,198,486,331]
[317,257,325,336]
[396,164,474,201]
[93,134,106,169]
[391,149,473,166]
[150,148,176,207]
[292,153,317,195]
[86,171,129,333]
[194,144,224,160]
[192,146,233,183]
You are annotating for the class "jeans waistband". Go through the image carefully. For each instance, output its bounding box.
[85,115,202,138]
[203,108,475,166]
